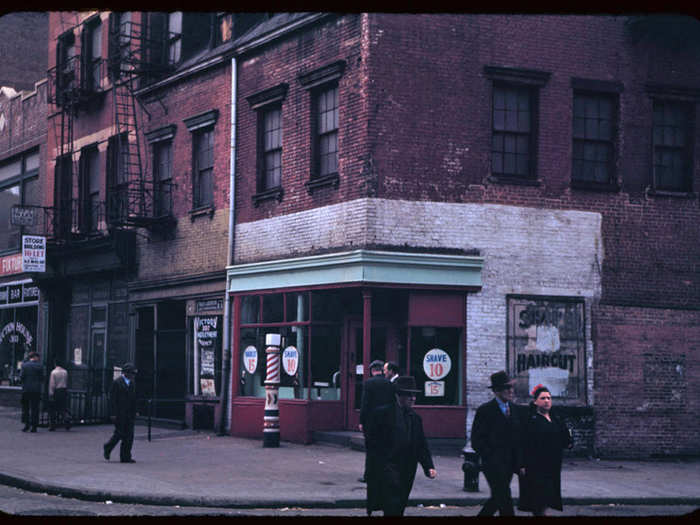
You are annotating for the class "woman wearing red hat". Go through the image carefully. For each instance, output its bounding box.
[518,384,573,516]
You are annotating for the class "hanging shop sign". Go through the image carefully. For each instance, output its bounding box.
[244,345,258,374]
[282,346,299,376]
[22,235,45,273]
[0,254,23,277]
[423,348,451,380]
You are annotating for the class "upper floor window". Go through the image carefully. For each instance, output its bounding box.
[261,106,282,191]
[193,128,214,208]
[83,17,102,92]
[184,110,218,212]
[0,150,39,252]
[79,145,101,234]
[246,83,288,205]
[56,31,76,104]
[491,83,535,179]
[108,11,131,79]
[314,86,339,179]
[154,140,173,216]
[652,99,694,192]
[572,92,617,186]
[167,12,183,65]
[107,133,129,225]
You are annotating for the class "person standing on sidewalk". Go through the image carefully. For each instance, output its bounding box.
[471,370,524,517]
[381,376,437,516]
[517,384,573,516]
[48,360,70,431]
[358,359,390,483]
[104,363,138,463]
[360,359,396,513]
[20,352,44,433]
[383,361,399,385]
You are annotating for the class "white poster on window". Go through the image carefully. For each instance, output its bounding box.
[244,346,258,374]
[22,235,45,273]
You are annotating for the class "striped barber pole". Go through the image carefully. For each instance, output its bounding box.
[263,343,281,447]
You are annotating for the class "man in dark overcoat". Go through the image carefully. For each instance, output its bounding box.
[471,370,524,516]
[360,359,397,515]
[103,362,138,463]
[20,351,44,432]
[381,376,437,516]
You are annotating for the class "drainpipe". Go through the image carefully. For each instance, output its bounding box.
[219,56,237,435]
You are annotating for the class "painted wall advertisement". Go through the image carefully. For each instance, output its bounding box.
[196,316,220,396]
[507,296,585,402]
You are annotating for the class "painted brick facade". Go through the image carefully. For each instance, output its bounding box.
[232,14,700,456]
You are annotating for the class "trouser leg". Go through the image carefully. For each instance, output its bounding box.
[479,467,514,516]
[28,393,40,429]
[21,394,29,428]
[119,422,134,461]
[104,426,122,454]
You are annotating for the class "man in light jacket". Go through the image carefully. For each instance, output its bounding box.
[49,361,70,431]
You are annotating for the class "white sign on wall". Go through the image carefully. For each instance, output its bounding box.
[282,346,299,376]
[423,348,451,380]
[22,235,45,272]
[244,346,258,374]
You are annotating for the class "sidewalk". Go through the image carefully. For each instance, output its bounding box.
[0,407,698,509]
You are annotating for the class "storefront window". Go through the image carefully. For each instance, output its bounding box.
[0,303,38,386]
[191,315,222,396]
[238,290,344,401]
[409,326,463,406]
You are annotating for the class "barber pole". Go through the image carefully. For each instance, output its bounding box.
[263,333,281,447]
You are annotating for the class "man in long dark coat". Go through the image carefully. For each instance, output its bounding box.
[103,362,138,463]
[381,376,437,516]
[20,351,44,432]
[471,370,524,516]
[360,359,397,515]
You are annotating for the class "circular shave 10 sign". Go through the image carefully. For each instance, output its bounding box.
[244,346,258,374]
[423,348,451,380]
[282,346,299,376]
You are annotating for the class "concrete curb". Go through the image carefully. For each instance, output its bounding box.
[2,470,699,509]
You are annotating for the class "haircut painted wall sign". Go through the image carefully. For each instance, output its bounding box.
[507,296,585,403]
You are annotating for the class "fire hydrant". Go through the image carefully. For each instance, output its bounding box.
[461,446,480,492]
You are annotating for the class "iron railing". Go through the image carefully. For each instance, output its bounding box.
[48,56,108,108]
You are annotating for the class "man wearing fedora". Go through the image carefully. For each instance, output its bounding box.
[360,359,396,508]
[103,363,138,463]
[379,375,437,516]
[471,370,524,516]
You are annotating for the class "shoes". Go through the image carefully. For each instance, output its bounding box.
[103,444,110,461]
[30,427,37,433]
[21,425,29,432]
[120,458,136,463]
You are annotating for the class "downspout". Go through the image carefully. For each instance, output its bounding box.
[219,56,237,435]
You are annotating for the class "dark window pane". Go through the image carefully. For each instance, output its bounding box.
[504,153,516,174]
[262,294,283,323]
[492,152,503,173]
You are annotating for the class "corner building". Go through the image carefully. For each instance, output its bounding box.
[226,14,700,457]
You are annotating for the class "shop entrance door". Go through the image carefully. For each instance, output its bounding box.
[345,319,386,431]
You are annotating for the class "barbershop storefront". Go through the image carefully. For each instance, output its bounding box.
[227,249,483,444]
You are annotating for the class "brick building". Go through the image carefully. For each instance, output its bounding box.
[0,12,48,407]
[28,13,700,457]
[225,14,700,457]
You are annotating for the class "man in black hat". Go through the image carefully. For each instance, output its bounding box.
[471,370,524,516]
[360,359,395,499]
[379,376,437,516]
[103,363,138,463]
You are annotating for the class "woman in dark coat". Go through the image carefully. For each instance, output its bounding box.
[518,384,573,516]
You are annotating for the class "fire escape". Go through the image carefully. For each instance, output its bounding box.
[106,15,175,230]
[43,13,176,250]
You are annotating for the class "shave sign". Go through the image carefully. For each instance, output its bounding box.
[423,348,451,380]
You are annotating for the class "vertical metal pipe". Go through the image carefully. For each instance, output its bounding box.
[219,56,237,436]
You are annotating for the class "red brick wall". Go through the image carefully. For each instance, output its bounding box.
[0,12,48,91]
[594,304,700,457]
[235,14,367,224]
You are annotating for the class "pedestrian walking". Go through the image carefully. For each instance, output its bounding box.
[103,363,138,463]
[358,359,389,483]
[48,360,71,431]
[380,376,437,516]
[517,384,573,516]
[470,370,524,517]
[360,359,396,513]
[20,351,44,433]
